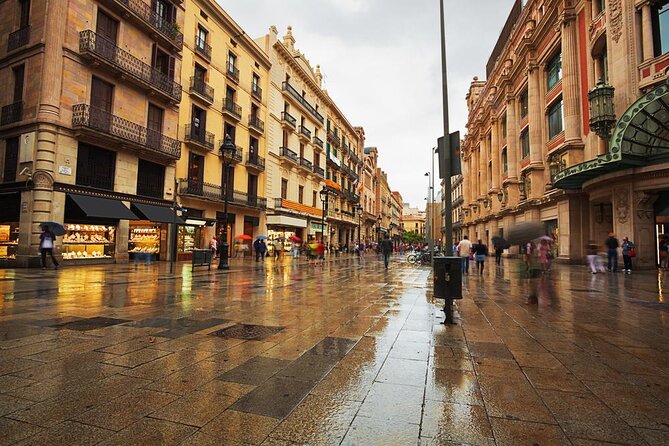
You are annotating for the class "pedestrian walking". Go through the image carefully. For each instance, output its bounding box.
[40,225,59,270]
[380,235,393,269]
[538,238,551,272]
[659,236,669,270]
[586,240,599,274]
[494,242,504,266]
[605,232,619,272]
[209,236,218,259]
[473,239,488,275]
[456,235,472,275]
[621,237,635,273]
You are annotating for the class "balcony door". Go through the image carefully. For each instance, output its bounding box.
[146,104,163,149]
[222,164,234,201]
[188,152,204,195]
[247,174,258,206]
[152,44,174,89]
[191,104,206,140]
[249,136,258,164]
[152,0,174,26]
[95,10,118,61]
[90,77,113,132]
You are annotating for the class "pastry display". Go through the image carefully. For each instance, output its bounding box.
[63,223,115,260]
[129,226,161,258]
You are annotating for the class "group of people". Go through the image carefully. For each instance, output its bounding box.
[587,233,635,274]
[454,235,490,275]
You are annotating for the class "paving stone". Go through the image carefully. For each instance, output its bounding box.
[217,356,292,385]
[149,390,236,427]
[230,376,315,419]
[199,409,280,444]
[97,418,197,445]
[0,417,44,446]
[12,420,113,446]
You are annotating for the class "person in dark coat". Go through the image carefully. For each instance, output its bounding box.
[380,235,393,269]
[605,232,619,272]
[473,239,488,275]
[40,225,59,269]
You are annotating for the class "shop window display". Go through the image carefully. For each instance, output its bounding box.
[63,224,115,260]
[177,225,200,254]
[129,225,161,259]
[0,223,19,259]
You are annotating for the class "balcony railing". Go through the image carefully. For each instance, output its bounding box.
[102,0,183,50]
[0,101,23,126]
[299,125,312,139]
[184,124,214,151]
[223,97,242,120]
[299,157,313,171]
[79,31,181,102]
[7,26,30,52]
[281,81,324,124]
[189,76,214,103]
[226,62,239,83]
[252,84,262,100]
[178,178,266,209]
[194,37,211,61]
[72,104,180,159]
[246,153,266,171]
[327,129,340,147]
[313,165,325,177]
[216,141,243,163]
[281,111,296,128]
[279,147,298,164]
[248,115,264,133]
[313,136,324,148]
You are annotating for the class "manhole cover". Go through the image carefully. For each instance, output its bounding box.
[209,323,284,340]
[52,316,131,331]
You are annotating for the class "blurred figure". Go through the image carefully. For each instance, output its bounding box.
[473,239,488,276]
[538,239,551,272]
[209,236,218,259]
[315,240,326,266]
[380,235,393,269]
[659,235,669,270]
[586,240,599,274]
[457,235,472,275]
[40,225,59,270]
[605,232,619,272]
[494,241,504,266]
[621,237,635,273]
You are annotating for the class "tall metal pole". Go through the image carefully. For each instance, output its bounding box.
[218,160,230,270]
[440,0,453,252]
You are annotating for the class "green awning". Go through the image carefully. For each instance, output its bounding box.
[554,82,669,190]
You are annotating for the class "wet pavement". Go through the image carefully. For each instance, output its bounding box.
[1,255,669,445]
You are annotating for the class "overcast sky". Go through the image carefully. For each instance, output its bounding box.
[219,0,514,208]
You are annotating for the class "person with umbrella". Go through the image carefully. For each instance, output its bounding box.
[507,222,546,302]
[492,236,509,266]
[40,223,61,269]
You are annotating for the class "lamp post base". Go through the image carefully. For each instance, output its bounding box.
[218,242,230,270]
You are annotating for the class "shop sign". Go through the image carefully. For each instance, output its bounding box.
[310,222,324,232]
[328,152,341,166]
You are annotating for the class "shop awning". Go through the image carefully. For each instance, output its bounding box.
[131,203,184,224]
[554,82,669,190]
[68,194,139,220]
[266,215,307,228]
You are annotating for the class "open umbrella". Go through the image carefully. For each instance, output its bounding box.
[534,235,553,243]
[41,221,65,236]
[256,235,268,240]
[235,234,252,241]
[289,235,302,243]
[491,236,511,250]
[506,222,545,246]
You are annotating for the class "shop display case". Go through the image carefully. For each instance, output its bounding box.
[129,225,160,258]
[0,223,19,260]
[62,224,115,260]
[177,226,196,253]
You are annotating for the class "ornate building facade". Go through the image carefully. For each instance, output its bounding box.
[460,0,669,267]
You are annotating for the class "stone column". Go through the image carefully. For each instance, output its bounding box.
[491,119,500,190]
[561,9,582,142]
[479,140,486,197]
[641,2,654,62]
[505,96,518,181]
[527,62,543,165]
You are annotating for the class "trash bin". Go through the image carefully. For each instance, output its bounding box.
[192,249,213,271]
[433,256,462,299]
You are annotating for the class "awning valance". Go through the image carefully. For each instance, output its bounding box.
[554,82,669,190]
[68,194,138,220]
[131,203,184,224]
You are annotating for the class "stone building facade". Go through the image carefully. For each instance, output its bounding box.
[460,0,669,267]
[175,0,270,259]
[361,146,379,243]
[0,0,185,266]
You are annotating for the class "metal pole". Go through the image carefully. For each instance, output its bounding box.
[170,178,178,275]
[218,161,230,270]
[440,0,454,323]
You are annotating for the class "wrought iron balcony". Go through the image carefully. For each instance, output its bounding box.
[280,111,296,129]
[100,0,183,50]
[252,84,262,100]
[72,104,180,160]
[184,124,214,151]
[246,153,265,171]
[299,157,313,171]
[189,76,214,103]
[327,129,340,147]
[281,81,324,124]
[7,26,30,52]
[279,147,298,164]
[313,165,325,177]
[313,136,324,149]
[194,37,211,61]
[248,115,264,133]
[79,31,182,103]
[223,97,242,120]
[177,178,266,209]
[299,125,312,139]
[226,62,239,83]
[0,101,23,126]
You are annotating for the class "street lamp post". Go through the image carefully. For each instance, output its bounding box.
[355,204,363,255]
[376,215,382,247]
[218,134,236,270]
[319,186,329,251]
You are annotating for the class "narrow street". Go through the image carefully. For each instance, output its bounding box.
[0,256,668,445]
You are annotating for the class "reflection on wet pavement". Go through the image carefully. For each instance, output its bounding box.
[1,256,669,445]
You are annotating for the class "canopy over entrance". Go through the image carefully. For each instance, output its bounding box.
[554,82,669,190]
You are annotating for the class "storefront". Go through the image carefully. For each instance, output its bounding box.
[128,203,180,261]
[266,215,307,242]
[63,193,139,264]
[176,211,215,261]
[0,192,21,263]
[308,222,325,241]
